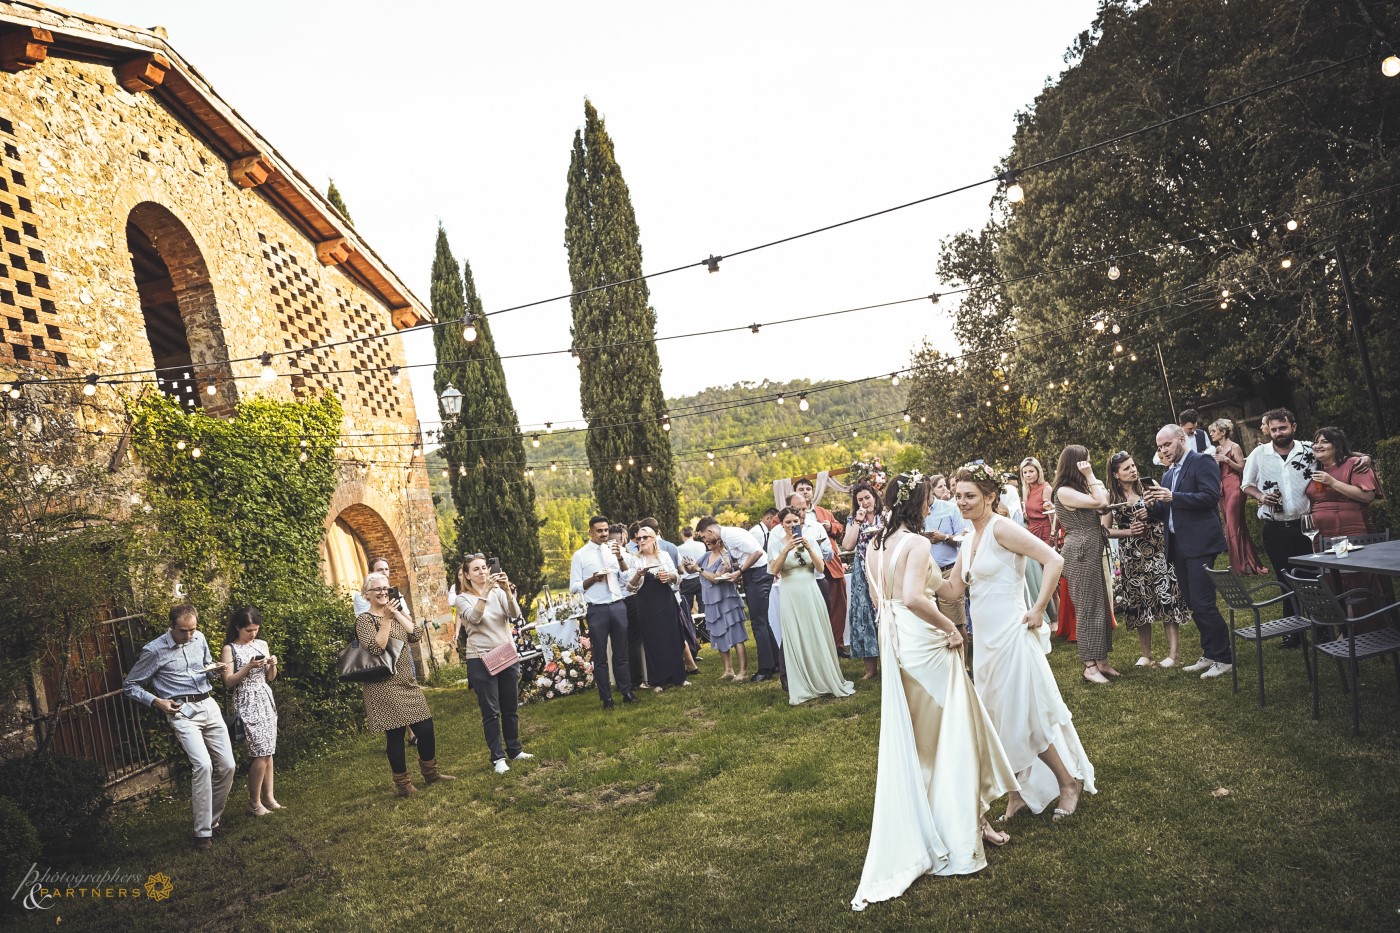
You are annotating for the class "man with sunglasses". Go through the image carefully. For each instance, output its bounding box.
[569,516,637,708]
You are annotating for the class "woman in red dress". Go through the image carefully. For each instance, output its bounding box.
[1022,457,1069,637]
[1207,419,1267,575]
[1308,426,1380,613]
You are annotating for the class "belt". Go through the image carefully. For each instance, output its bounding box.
[939,563,957,573]
[168,692,211,704]
[1263,517,1302,524]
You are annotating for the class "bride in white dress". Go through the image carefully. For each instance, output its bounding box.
[941,464,1096,821]
[852,473,1019,912]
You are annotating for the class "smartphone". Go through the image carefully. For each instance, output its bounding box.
[487,557,502,576]
[253,653,266,661]
[179,702,201,719]
[1142,477,1158,488]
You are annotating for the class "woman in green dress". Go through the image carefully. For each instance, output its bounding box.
[771,506,855,705]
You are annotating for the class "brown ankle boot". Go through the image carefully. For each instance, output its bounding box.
[392,771,418,796]
[419,758,457,785]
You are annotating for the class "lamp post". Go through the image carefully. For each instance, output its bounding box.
[439,383,462,420]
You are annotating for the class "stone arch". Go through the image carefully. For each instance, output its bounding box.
[124,200,237,415]
[322,476,412,601]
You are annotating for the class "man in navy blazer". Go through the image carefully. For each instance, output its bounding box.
[1145,424,1234,679]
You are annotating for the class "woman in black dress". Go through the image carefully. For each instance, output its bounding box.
[626,528,690,692]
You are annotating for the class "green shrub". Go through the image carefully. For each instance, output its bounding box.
[1372,435,1400,534]
[0,754,111,858]
[0,795,40,909]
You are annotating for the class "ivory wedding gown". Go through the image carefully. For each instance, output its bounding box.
[960,514,1096,813]
[851,534,1019,911]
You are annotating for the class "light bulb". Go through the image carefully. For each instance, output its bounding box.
[803,434,811,444]
[662,419,671,432]
[459,466,467,476]
[798,395,809,412]
[890,373,900,386]
[782,440,789,448]
[984,400,992,408]
[176,439,187,451]
[1093,319,1106,333]
[259,352,277,382]
[550,462,557,472]
[1111,323,1120,334]
[190,447,202,459]
[1002,383,1011,391]
[206,383,217,395]
[776,394,785,405]
[462,314,478,342]
[851,429,858,438]
[1383,52,1400,78]
[646,464,653,472]
[1221,288,1230,298]
[1286,217,1298,231]
[1107,261,1121,281]
[615,462,622,471]
[706,450,715,460]
[627,456,634,466]
[6,385,17,399]
[1221,301,1229,310]
[84,374,98,396]
[441,468,449,478]
[390,366,402,385]
[956,412,963,419]
[1130,353,1139,361]
[300,451,309,462]
[919,415,927,423]
[1003,174,1024,203]
[532,435,540,448]
[903,412,912,422]
[1281,257,1293,269]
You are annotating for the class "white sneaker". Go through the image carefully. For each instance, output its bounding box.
[510,752,535,761]
[1158,657,1177,668]
[1182,657,1213,673]
[492,759,510,774]
[1202,662,1233,679]
[1134,656,1153,667]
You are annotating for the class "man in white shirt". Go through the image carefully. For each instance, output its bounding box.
[1240,407,1316,622]
[1154,408,1216,466]
[676,525,707,616]
[569,515,637,708]
[696,516,778,682]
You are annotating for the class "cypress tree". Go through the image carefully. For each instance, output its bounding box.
[563,100,679,536]
[326,179,353,224]
[430,225,544,613]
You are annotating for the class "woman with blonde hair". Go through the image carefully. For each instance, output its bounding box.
[1207,418,1266,575]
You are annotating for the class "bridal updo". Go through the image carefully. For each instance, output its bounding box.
[876,472,932,549]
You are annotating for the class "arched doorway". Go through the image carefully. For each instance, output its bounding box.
[125,202,235,415]
[321,502,410,605]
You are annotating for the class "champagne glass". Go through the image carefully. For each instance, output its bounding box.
[1301,514,1319,553]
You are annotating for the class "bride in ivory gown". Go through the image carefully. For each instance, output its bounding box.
[852,473,1019,912]
[941,464,1096,821]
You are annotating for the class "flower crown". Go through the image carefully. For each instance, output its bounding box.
[891,470,926,508]
[960,460,999,486]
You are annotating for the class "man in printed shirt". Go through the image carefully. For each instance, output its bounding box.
[124,605,232,849]
[569,515,637,709]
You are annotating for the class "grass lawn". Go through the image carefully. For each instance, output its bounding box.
[15,571,1400,932]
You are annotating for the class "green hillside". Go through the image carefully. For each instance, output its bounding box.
[428,377,924,590]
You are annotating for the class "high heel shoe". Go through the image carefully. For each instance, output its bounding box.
[981,820,1011,847]
[247,804,270,817]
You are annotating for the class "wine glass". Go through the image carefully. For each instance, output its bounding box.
[1301,514,1319,553]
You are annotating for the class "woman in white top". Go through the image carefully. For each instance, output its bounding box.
[627,529,689,691]
[455,555,534,774]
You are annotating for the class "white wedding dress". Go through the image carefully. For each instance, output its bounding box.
[851,533,1019,911]
[959,514,1096,813]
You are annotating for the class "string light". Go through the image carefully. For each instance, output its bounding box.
[661,417,671,432]
[5,384,17,399]
[1001,171,1024,204]
[1002,383,1011,391]
[83,374,98,396]
[803,434,811,444]
[462,313,479,343]
[903,412,912,422]
[190,446,202,459]
[546,422,554,433]
[890,373,901,387]
[1381,42,1400,78]
[851,429,858,437]
[798,394,809,412]
[1285,215,1299,231]
[175,438,187,451]
[459,465,467,476]
[781,440,789,448]
[550,462,558,471]
[749,323,761,334]
[928,292,940,305]
[1130,352,1139,361]
[1107,258,1121,281]
[300,451,309,462]
[1111,323,1121,334]
[570,347,581,367]
[646,464,654,472]
[206,383,217,396]
[1221,288,1230,298]
[919,415,927,423]
[531,434,541,448]
[706,254,722,273]
[615,462,622,471]
[1281,256,1293,269]
[390,366,402,385]
[259,352,277,382]
[707,450,715,460]
[627,456,635,466]
[776,394,785,405]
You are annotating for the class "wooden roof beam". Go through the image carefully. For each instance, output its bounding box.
[114,51,170,92]
[0,26,52,72]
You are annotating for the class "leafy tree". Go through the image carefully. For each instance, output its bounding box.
[326,178,353,225]
[429,225,544,613]
[915,0,1400,470]
[564,100,679,535]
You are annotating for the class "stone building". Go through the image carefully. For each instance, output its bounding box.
[0,4,454,789]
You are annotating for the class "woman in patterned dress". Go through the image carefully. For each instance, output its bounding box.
[356,572,456,795]
[1051,446,1116,685]
[1105,452,1189,668]
[841,482,884,680]
[694,540,749,681]
[221,607,281,816]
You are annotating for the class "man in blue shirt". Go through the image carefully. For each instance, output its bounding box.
[123,605,234,849]
[922,473,970,631]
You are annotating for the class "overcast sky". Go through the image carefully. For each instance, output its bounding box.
[80,0,1101,437]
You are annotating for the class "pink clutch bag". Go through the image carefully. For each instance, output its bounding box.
[482,641,521,676]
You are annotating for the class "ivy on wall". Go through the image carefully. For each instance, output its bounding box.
[128,392,360,763]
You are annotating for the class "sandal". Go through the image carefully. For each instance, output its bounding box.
[1052,780,1083,821]
[1083,667,1109,685]
[981,820,1011,847]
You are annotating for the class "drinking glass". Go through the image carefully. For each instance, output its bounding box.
[1301,514,1319,553]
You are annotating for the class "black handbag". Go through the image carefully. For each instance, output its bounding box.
[337,621,404,683]
[225,649,247,743]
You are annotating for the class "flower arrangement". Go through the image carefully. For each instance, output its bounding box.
[520,636,595,703]
[849,457,888,491]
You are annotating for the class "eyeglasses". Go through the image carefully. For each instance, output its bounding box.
[1110,451,1131,465]
[463,552,485,560]
[367,587,391,595]
[636,534,655,540]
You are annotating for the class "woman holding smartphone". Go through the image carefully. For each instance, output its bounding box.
[772,506,854,705]
[221,607,280,816]
[1051,446,1115,684]
[627,528,689,691]
[456,555,534,774]
[841,482,884,680]
[1104,452,1188,667]
[693,538,748,681]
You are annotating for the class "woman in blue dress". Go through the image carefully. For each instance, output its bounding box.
[694,538,749,681]
[840,482,884,680]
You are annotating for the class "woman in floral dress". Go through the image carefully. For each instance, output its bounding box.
[221,607,281,816]
[1105,452,1188,667]
[841,482,884,680]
